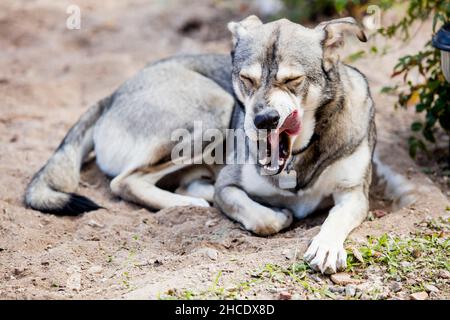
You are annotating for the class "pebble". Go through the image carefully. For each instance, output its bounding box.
[390,282,403,293]
[205,219,218,227]
[429,291,439,298]
[205,248,218,260]
[268,287,287,294]
[373,210,387,218]
[330,273,361,285]
[423,284,439,293]
[87,265,103,274]
[87,220,104,228]
[13,267,25,276]
[400,261,412,268]
[281,249,295,260]
[411,249,421,258]
[410,291,428,300]
[66,273,81,291]
[345,285,356,297]
[309,274,323,284]
[279,291,292,300]
[329,286,345,294]
[351,247,364,263]
[291,293,304,300]
[438,270,450,279]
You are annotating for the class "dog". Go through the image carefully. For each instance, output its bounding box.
[26,16,374,274]
[214,16,375,274]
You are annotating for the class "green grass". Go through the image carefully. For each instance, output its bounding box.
[159,217,449,300]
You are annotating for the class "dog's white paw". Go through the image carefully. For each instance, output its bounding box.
[304,235,347,274]
[186,197,210,208]
[247,208,293,236]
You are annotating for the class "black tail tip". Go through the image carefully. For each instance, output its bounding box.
[41,194,103,216]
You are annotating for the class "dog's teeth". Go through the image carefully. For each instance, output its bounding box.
[262,164,279,175]
[259,156,270,165]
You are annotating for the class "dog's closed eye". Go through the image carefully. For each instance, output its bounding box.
[279,75,305,94]
[239,74,257,88]
[281,75,305,86]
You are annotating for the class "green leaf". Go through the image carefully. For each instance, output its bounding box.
[411,122,423,132]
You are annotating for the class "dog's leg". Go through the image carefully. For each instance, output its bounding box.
[304,186,368,274]
[214,185,293,236]
[110,165,210,210]
[176,180,215,203]
[174,165,215,203]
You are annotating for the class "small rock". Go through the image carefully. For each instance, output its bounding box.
[410,291,428,300]
[330,273,362,286]
[309,274,323,284]
[87,220,104,228]
[87,265,103,274]
[345,285,356,297]
[360,293,371,300]
[373,210,387,218]
[411,249,421,259]
[282,249,295,260]
[279,291,292,300]
[204,248,218,260]
[225,285,237,292]
[329,286,345,294]
[423,284,439,293]
[390,282,403,293]
[437,270,450,279]
[13,267,25,276]
[429,291,439,298]
[205,219,218,227]
[66,273,82,291]
[268,287,287,294]
[291,293,304,300]
[351,247,364,263]
[400,261,411,268]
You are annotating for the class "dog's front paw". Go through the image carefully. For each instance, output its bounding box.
[304,235,347,274]
[185,197,210,208]
[248,209,293,236]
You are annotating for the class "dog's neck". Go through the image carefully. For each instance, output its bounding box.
[291,66,350,190]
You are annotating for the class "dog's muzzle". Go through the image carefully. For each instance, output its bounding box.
[253,109,280,130]
[257,110,301,175]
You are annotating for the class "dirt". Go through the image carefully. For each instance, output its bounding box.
[0,0,448,300]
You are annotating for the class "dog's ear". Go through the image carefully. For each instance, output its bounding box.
[316,17,367,71]
[228,15,263,45]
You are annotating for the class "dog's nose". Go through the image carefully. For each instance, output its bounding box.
[254,109,280,130]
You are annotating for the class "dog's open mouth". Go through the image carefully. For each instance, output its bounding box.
[257,111,301,175]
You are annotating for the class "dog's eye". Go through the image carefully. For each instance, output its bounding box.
[239,74,256,88]
[282,75,305,86]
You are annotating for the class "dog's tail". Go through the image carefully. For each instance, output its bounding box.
[25,96,113,215]
[373,152,416,210]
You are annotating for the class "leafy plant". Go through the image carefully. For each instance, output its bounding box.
[277,0,368,23]
[379,0,450,159]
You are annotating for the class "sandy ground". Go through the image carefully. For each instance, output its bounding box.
[0,0,448,299]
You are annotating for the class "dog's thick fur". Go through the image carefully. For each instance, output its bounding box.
[26,16,375,274]
[214,16,375,273]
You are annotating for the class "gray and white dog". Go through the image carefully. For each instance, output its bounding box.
[26,16,374,274]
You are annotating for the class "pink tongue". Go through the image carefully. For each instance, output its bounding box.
[279,110,301,135]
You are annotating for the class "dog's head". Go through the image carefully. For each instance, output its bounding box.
[228,16,366,174]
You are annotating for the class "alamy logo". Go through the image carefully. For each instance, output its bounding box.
[66,5,81,30]
[170,121,298,189]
